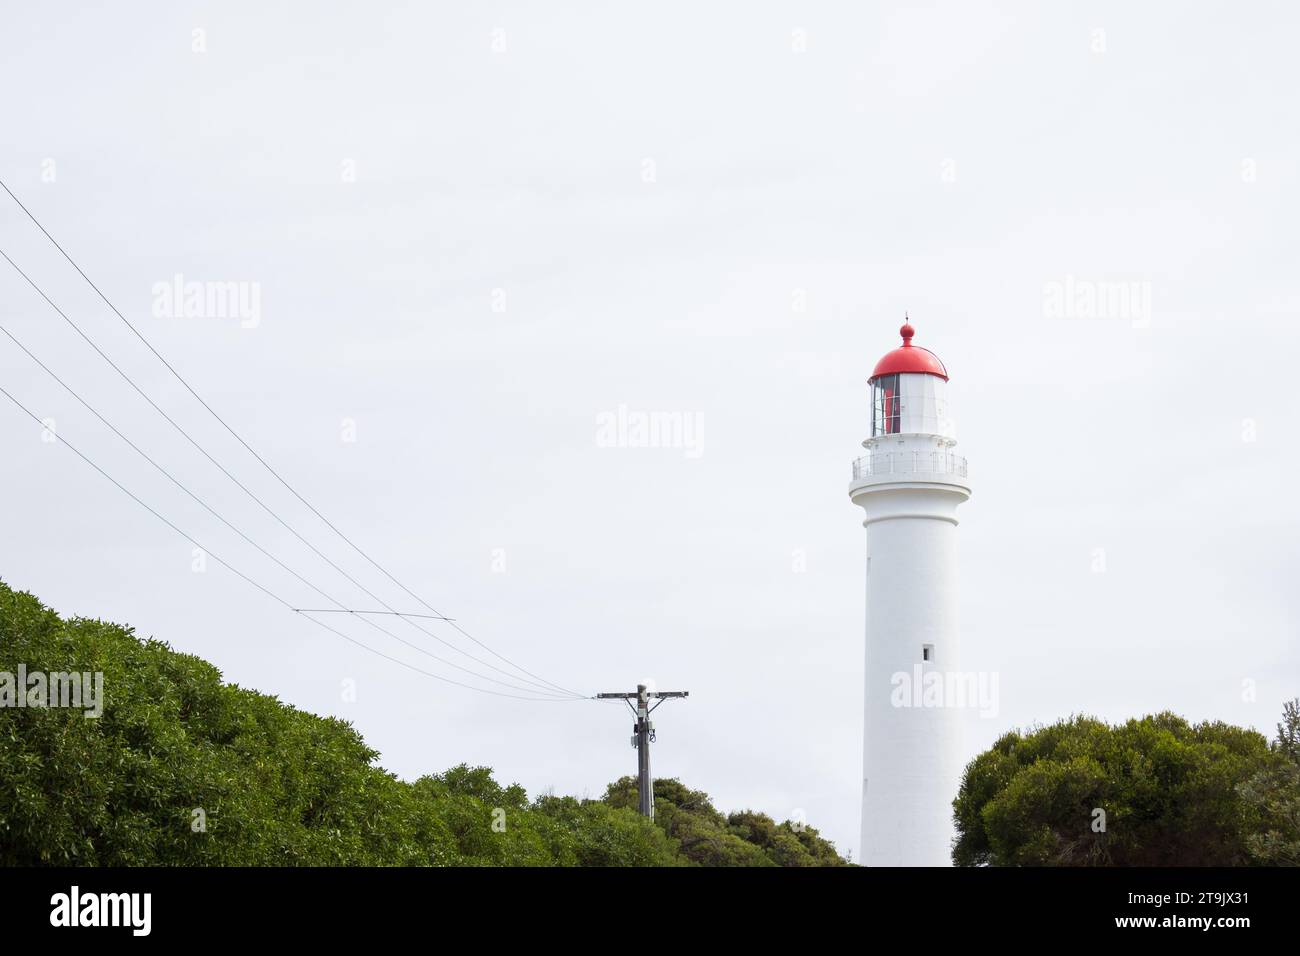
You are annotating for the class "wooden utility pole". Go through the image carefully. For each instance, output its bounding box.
[596,684,688,819]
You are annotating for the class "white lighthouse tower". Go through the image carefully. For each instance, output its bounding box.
[849,319,971,867]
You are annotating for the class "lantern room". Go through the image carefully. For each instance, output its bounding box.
[868,321,955,439]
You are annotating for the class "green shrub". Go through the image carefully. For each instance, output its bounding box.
[954,708,1295,866]
[0,579,847,867]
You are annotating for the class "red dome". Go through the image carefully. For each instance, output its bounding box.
[870,321,949,381]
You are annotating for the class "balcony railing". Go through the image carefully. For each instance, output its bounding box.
[852,451,968,481]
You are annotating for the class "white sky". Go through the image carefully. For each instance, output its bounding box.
[1,2,1297,858]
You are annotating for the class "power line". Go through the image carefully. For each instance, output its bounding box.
[0,379,581,702]
[0,317,575,698]
[291,609,456,621]
[0,178,583,700]
[0,227,582,700]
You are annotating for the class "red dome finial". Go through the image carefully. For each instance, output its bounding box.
[870,313,949,381]
[900,314,915,346]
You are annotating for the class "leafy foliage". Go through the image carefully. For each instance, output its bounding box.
[604,777,849,866]
[0,580,847,866]
[1237,699,1300,865]
[953,708,1297,866]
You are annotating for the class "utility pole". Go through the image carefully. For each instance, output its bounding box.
[596,684,688,820]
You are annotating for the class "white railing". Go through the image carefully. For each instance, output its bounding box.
[852,451,968,481]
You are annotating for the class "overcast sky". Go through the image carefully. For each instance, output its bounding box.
[2,2,1297,857]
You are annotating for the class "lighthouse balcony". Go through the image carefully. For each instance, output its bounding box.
[851,451,968,482]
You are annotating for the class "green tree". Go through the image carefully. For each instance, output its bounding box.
[0,579,849,867]
[953,711,1284,866]
[1237,699,1300,865]
[532,794,681,866]
[605,778,849,866]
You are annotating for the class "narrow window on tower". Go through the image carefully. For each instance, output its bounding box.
[922,644,935,663]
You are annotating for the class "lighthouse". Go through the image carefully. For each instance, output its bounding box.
[850,319,971,867]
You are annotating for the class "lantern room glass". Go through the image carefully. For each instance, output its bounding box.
[871,374,900,436]
[870,373,954,438]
